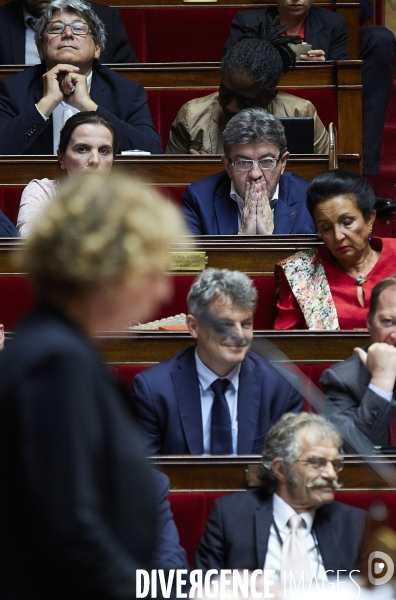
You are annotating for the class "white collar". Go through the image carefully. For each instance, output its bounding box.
[273,493,315,533]
[195,347,241,393]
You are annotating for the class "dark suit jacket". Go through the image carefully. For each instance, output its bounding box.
[181,171,316,235]
[196,490,367,573]
[0,302,158,599]
[0,210,19,237]
[0,63,162,155]
[224,6,349,60]
[321,347,396,451]
[0,0,138,64]
[131,347,303,455]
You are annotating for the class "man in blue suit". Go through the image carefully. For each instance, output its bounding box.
[0,0,161,155]
[181,109,316,236]
[132,268,302,455]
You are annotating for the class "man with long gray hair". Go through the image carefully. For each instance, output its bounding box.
[196,413,367,587]
[132,268,302,455]
[0,0,162,154]
[181,108,316,235]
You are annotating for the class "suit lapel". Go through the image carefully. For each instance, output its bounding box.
[305,10,328,56]
[214,175,239,234]
[255,496,273,568]
[90,68,110,108]
[237,354,263,453]
[171,349,204,454]
[273,176,297,234]
[314,508,342,571]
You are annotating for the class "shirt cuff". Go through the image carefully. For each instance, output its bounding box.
[369,383,393,403]
[35,104,48,121]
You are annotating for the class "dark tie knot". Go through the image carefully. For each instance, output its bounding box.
[26,17,38,30]
[211,378,230,396]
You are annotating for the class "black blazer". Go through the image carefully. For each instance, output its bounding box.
[224,6,349,60]
[132,346,303,455]
[0,63,162,154]
[0,0,138,64]
[196,490,367,573]
[0,303,158,599]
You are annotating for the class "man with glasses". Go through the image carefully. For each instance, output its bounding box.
[181,109,316,235]
[0,0,137,64]
[322,276,396,452]
[0,0,162,155]
[196,412,367,585]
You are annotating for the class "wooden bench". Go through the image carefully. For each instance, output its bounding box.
[0,61,363,160]
[0,0,361,59]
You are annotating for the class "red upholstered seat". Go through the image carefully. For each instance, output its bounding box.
[118,8,247,63]
[0,277,37,330]
[0,186,24,226]
[169,490,396,567]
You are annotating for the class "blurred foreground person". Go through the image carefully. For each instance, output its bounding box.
[0,173,186,600]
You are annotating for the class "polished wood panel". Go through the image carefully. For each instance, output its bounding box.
[0,153,360,188]
[153,455,396,492]
[92,330,371,364]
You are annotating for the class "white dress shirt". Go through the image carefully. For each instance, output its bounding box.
[230,181,279,230]
[194,349,240,454]
[263,493,327,583]
[24,8,40,65]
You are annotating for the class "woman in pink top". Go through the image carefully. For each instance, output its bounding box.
[275,169,396,330]
[17,111,117,237]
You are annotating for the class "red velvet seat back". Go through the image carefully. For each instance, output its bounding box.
[169,490,396,567]
[0,186,24,226]
[118,8,247,63]
[0,277,37,330]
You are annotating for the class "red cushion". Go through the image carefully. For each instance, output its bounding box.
[251,275,276,330]
[0,277,37,330]
[0,187,24,226]
[335,491,396,531]
[282,88,338,129]
[119,8,247,63]
[169,493,208,567]
[118,364,151,390]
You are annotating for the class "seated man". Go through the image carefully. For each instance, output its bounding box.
[182,108,316,235]
[225,0,395,176]
[322,276,396,452]
[0,0,162,155]
[166,17,328,155]
[196,412,367,585]
[0,0,137,64]
[132,268,302,455]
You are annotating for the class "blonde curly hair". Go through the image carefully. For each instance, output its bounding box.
[21,172,187,297]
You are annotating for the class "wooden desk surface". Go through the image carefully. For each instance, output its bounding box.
[153,455,396,492]
[0,154,360,188]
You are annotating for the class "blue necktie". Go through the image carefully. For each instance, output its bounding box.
[210,378,232,454]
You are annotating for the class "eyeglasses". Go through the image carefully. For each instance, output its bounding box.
[227,156,281,172]
[45,21,90,35]
[295,458,344,473]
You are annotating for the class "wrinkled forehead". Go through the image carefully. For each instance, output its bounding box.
[48,8,86,23]
[296,426,340,458]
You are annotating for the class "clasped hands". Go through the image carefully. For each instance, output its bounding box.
[238,181,274,235]
[355,343,396,394]
[299,49,325,62]
[36,64,98,118]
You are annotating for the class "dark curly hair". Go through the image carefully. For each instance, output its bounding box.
[221,16,300,91]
